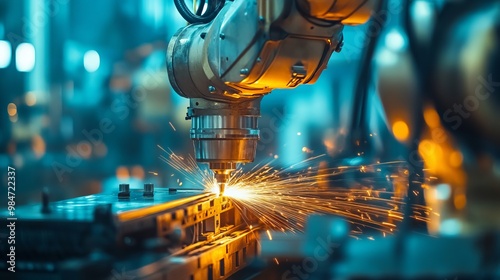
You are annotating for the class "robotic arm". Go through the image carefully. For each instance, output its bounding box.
[167,0,376,193]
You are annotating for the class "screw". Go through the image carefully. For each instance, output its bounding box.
[240,68,250,76]
[259,16,265,23]
[219,33,225,39]
[208,86,216,93]
[144,183,154,197]
[200,32,206,39]
[335,36,344,53]
[118,183,130,199]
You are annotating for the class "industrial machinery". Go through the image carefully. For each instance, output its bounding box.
[0,186,261,279]
[2,0,500,279]
[166,0,376,193]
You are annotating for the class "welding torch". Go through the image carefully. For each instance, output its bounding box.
[167,0,376,194]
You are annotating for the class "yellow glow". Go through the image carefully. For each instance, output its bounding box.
[32,135,46,158]
[159,143,430,236]
[449,151,463,168]
[223,185,253,200]
[266,229,273,240]
[116,166,129,179]
[25,92,37,106]
[7,103,17,116]
[131,165,145,179]
[423,107,440,128]
[392,121,410,141]
[418,140,443,170]
[454,193,467,210]
[210,183,220,196]
[323,139,335,156]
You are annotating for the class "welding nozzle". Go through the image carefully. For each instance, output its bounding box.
[211,164,234,195]
[218,182,226,195]
[214,172,230,195]
[186,98,260,195]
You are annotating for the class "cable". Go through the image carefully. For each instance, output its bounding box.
[174,0,225,24]
[348,0,387,153]
[195,0,206,16]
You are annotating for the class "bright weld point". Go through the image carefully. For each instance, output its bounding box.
[273,154,279,159]
[274,258,279,265]
[392,121,409,141]
[210,184,220,196]
[223,186,251,199]
[149,171,159,176]
[297,132,301,136]
[266,230,273,240]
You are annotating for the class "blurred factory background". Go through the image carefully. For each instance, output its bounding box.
[0,0,418,206]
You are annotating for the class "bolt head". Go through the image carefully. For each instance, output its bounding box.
[335,37,344,53]
[118,183,131,199]
[240,68,250,76]
[119,184,130,192]
[208,86,216,93]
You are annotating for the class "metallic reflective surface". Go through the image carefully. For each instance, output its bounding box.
[167,0,361,187]
[297,0,377,24]
[5,0,500,279]
[0,189,261,279]
[190,115,259,139]
[194,139,258,163]
[186,98,261,188]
